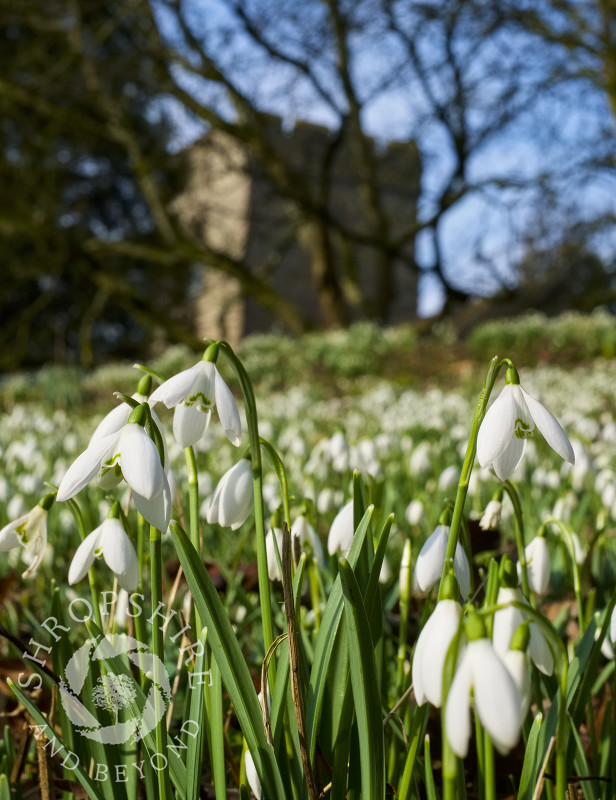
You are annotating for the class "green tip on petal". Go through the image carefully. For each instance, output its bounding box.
[499,554,518,588]
[38,492,56,512]
[464,610,487,641]
[439,506,453,526]
[441,569,460,600]
[505,364,520,385]
[203,342,220,363]
[108,501,121,520]
[510,620,531,653]
[127,402,149,427]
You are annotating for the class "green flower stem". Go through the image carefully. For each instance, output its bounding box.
[474,714,485,800]
[185,445,202,632]
[66,498,103,630]
[484,734,495,800]
[260,437,292,532]
[439,356,503,600]
[134,513,148,684]
[150,524,172,800]
[547,517,585,633]
[502,481,529,599]
[219,342,276,676]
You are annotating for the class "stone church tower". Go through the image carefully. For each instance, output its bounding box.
[171,116,421,345]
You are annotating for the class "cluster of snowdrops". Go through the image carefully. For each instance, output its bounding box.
[1,341,615,800]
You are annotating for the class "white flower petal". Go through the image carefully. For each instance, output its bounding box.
[22,507,48,578]
[148,363,204,409]
[244,749,262,800]
[215,369,242,446]
[413,600,461,707]
[492,588,525,658]
[0,514,28,551]
[413,525,448,593]
[477,386,516,469]
[101,520,139,592]
[266,528,283,582]
[522,388,575,465]
[219,460,253,528]
[453,543,471,598]
[118,425,164,500]
[525,537,550,595]
[502,650,530,719]
[89,402,133,446]
[491,435,525,481]
[528,623,554,675]
[173,402,211,448]
[445,646,473,758]
[472,640,522,754]
[69,527,103,585]
[327,500,354,555]
[57,432,119,501]
[133,471,172,532]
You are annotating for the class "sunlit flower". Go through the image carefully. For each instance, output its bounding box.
[492,587,554,675]
[479,499,502,531]
[327,500,354,555]
[205,459,253,529]
[477,369,574,481]
[412,525,470,598]
[0,495,54,578]
[69,516,138,592]
[413,598,461,707]
[57,415,170,531]
[149,360,241,448]
[445,634,523,757]
[519,536,550,595]
[266,517,324,581]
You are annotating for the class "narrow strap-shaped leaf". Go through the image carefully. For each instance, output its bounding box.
[170,522,286,799]
[306,506,374,761]
[517,713,543,800]
[186,628,209,800]
[339,557,386,800]
[8,679,105,800]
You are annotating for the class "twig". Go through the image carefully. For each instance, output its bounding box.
[533,736,556,800]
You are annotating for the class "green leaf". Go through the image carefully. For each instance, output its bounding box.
[424,735,438,800]
[185,628,209,800]
[8,679,105,800]
[0,774,10,800]
[517,713,543,800]
[170,522,286,800]
[306,505,374,761]
[339,557,385,800]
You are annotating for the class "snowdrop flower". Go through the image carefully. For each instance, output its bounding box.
[438,465,459,491]
[520,536,550,595]
[244,749,261,799]
[413,574,462,707]
[266,517,324,581]
[445,614,523,757]
[0,493,55,578]
[493,586,554,675]
[479,499,502,531]
[477,365,574,481]
[502,623,532,719]
[327,500,354,555]
[69,511,138,593]
[405,499,423,526]
[57,406,171,532]
[413,525,470,598]
[205,459,253,530]
[149,356,241,448]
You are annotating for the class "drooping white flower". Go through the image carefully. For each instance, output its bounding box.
[412,525,471,598]
[266,517,325,581]
[520,537,551,595]
[149,360,241,448]
[244,749,261,799]
[205,459,253,530]
[477,370,574,481]
[327,500,354,555]
[405,499,424,526]
[445,637,523,757]
[57,415,170,532]
[0,497,52,578]
[479,499,502,531]
[492,587,554,675]
[502,649,531,720]
[413,598,461,707]
[69,517,138,592]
